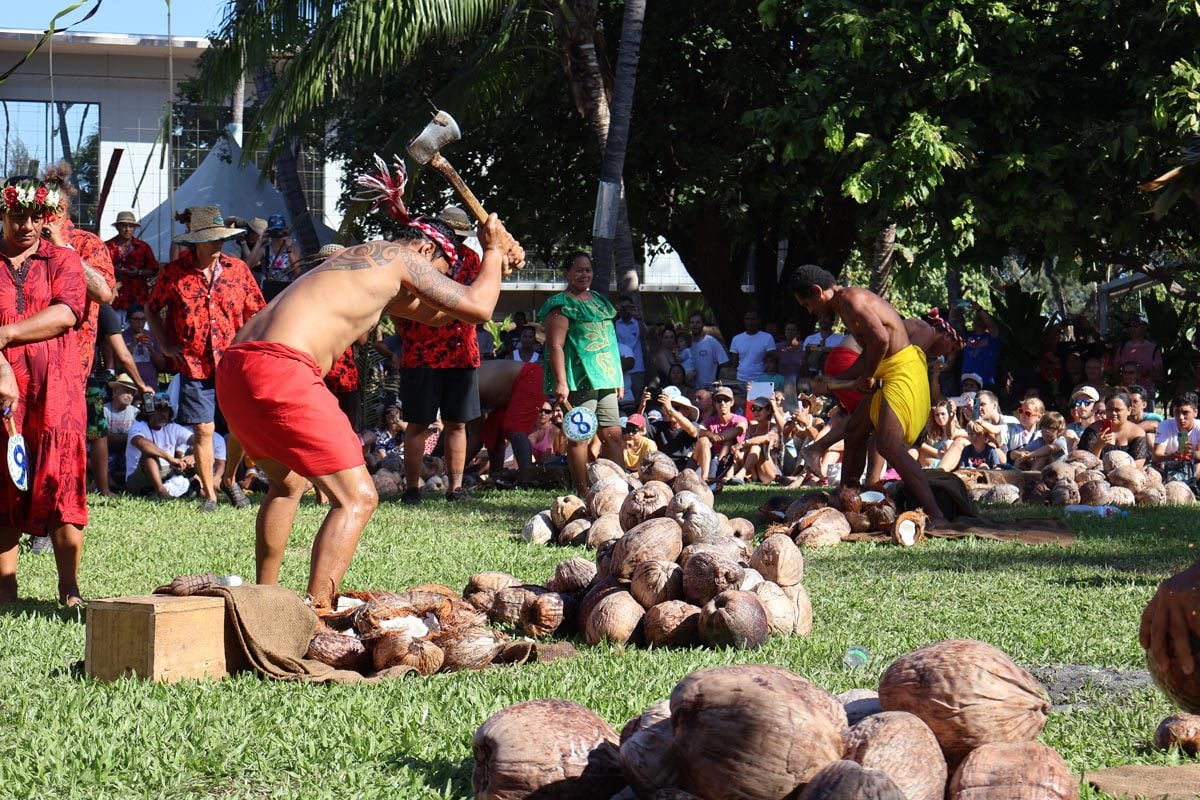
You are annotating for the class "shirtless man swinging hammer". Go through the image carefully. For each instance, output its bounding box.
[217,214,524,608]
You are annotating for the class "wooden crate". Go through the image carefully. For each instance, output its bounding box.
[85,595,244,683]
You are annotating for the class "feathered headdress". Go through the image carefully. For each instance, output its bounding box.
[354,154,458,270]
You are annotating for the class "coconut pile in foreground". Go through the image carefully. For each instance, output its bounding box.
[472,638,1076,800]
[502,456,811,649]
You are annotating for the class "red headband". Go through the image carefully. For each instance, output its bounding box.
[354,154,458,270]
[926,308,963,348]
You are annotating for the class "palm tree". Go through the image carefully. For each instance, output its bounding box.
[1139,135,1200,218]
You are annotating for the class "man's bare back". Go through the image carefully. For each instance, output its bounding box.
[827,287,910,382]
[235,216,520,373]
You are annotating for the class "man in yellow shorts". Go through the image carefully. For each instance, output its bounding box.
[791,264,947,527]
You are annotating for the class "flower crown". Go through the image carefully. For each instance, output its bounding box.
[2,180,62,214]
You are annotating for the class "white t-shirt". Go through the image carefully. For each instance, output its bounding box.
[511,350,540,363]
[690,334,728,388]
[103,403,139,439]
[212,431,227,462]
[1155,419,1200,456]
[126,421,193,479]
[730,331,777,383]
[613,317,644,373]
[802,331,845,351]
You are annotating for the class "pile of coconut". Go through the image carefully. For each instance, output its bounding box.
[481,456,811,650]
[762,485,932,548]
[306,584,516,676]
[1021,449,1195,507]
[371,455,448,496]
[473,638,1078,800]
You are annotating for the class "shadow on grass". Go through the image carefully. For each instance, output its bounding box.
[0,598,85,623]
[387,753,473,796]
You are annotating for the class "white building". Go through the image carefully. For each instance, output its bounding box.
[0,28,342,255]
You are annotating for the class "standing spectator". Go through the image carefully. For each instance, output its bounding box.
[694,385,747,484]
[652,326,690,384]
[119,306,165,388]
[665,363,693,395]
[1153,391,1200,481]
[249,214,304,301]
[959,300,1002,388]
[147,206,265,512]
[613,295,649,397]
[40,164,115,379]
[0,175,90,604]
[1115,315,1162,410]
[688,311,728,389]
[476,323,495,360]
[729,310,776,385]
[1082,355,1108,397]
[232,217,268,269]
[511,325,541,363]
[539,251,626,495]
[397,216,484,504]
[801,315,844,376]
[775,321,807,384]
[498,310,528,358]
[105,211,159,314]
[90,373,141,497]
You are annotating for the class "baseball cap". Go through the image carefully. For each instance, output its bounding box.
[713,386,735,401]
[960,372,984,387]
[625,413,647,431]
[266,213,286,232]
[1071,385,1100,402]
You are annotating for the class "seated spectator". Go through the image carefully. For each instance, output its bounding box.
[1007,397,1045,456]
[477,322,496,360]
[648,387,700,470]
[731,395,785,485]
[511,325,542,363]
[972,390,1014,453]
[912,399,968,469]
[755,351,786,392]
[1010,411,1069,471]
[1077,389,1150,468]
[694,385,747,484]
[363,405,405,473]
[1065,385,1100,450]
[957,420,1004,470]
[89,373,142,497]
[692,387,714,422]
[781,395,825,483]
[529,402,567,465]
[1128,384,1163,436]
[960,372,983,395]
[124,395,194,497]
[1153,391,1200,482]
[621,413,658,471]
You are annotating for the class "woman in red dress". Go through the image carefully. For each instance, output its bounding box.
[0,177,89,606]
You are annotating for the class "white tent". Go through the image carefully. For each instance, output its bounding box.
[137,136,335,261]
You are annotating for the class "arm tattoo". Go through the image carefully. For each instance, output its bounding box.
[315,242,404,272]
[83,264,109,297]
[401,250,467,311]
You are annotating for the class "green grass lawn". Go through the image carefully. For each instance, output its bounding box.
[1,487,1197,799]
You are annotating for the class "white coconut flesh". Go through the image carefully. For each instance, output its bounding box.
[335,596,365,612]
[896,519,918,546]
[378,615,430,638]
[859,490,886,504]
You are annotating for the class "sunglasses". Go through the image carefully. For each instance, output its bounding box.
[539,407,553,414]
[1073,399,1095,406]
[715,397,733,404]
[1018,409,1041,416]
[750,405,765,412]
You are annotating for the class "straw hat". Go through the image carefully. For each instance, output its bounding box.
[107,372,140,392]
[112,210,141,228]
[173,206,245,244]
[298,243,345,269]
[246,217,268,236]
[437,205,476,236]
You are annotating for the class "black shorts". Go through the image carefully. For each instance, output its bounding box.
[177,375,217,425]
[400,367,481,425]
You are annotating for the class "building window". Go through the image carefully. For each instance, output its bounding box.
[0,99,101,227]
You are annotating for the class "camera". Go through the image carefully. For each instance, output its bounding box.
[140,391,157,412]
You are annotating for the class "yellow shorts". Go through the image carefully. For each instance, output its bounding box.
[869,344,930,446]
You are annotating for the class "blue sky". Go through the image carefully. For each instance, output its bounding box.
[3,1,221,39]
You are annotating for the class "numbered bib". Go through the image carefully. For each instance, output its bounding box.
[564,406,599,442]
[7,437,28,492]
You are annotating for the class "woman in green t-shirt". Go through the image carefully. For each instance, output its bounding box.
[538,251,625,493]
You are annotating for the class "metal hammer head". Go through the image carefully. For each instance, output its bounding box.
[406,111,462,165]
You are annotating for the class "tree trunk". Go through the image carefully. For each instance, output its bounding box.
[667,205,749,341]
[54,101,74,165]
[591,0,646,298]
[868,222,896,299]
[251,68,321,257]
[552,0,608,150]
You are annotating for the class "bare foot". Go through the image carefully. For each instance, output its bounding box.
[59,586,83,607]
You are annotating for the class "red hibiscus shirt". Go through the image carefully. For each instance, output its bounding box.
[68,224,116,377]
[324,346,360,393]
[396,245,481,369]
[148,252,265,379]
[105,236,159,311]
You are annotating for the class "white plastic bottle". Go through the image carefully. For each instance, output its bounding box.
[1064,504,1127,518]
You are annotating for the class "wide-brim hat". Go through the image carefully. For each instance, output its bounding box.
[107,372,140,392]
[173,205,245,244]
[246,217,268,236]
[112,210,141,228]
[660,386,700,421]
[437,205,476,236]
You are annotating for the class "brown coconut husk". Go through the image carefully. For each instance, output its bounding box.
[433,625,507,671]
[463,571,521,612]
[842,711,948,800]
[619,481,674,531]
[630,559,684,608]
[892,510,928,547]
[643,600,702,647]
[698,590,770,650]
[681,550,744,606]
[795,507,850,547]
[557,517,593,547]
[750,534,804,586]
[798,760,906,799]
[946,741,1074,800]
[520,591,578,638]
[845,511,873,533]
[1146,631,1200,713]
[550,494,589,529]
[306,631,372,672]
[545,557,597,594]
[1154,713,1200,755]
[609,517,684,580]
[583,589,645,646]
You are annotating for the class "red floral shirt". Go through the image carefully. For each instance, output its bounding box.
[105,236,159,311]
[324,346,360,393]
[396,245,481,369]
[68,225,116,377]
[148,252,265,379]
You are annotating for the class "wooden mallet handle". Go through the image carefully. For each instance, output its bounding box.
[429,153,488,223]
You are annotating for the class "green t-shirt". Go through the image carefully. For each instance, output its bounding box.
[537,291,623,392]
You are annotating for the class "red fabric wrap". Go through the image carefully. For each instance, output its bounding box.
[480,363,545,453]
[216,342,365,478]
[823,345,866,412]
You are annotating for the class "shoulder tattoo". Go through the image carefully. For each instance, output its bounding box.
[316,241,405,272]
